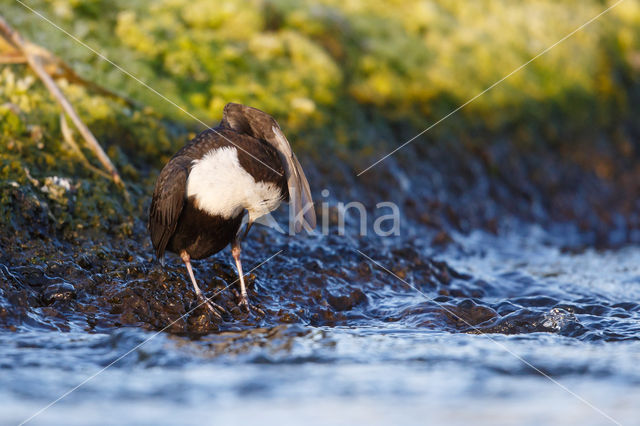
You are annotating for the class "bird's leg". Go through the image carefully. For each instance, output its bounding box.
[231,239,249,311]
[231,236,265,316]
[241,221,253,241]
[180,250,225,320]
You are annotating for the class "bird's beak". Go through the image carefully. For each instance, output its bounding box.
[242,221,253,240]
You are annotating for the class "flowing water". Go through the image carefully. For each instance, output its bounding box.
[2,218,639,425]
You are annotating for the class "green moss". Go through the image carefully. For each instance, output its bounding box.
[5,0,640,150]
[0,64,183,237]
[2,0,640,235]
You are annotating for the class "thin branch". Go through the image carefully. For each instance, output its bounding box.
[0,51,26,64]
[0,14,125,190]
[60,114,113,181]
[0,26,139,107]
[31,43,141,108]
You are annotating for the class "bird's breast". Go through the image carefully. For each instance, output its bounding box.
[186,146,283,221]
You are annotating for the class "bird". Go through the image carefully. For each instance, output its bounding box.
[148,103,315,318]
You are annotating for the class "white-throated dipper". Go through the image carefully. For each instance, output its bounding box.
[149,103,315,317]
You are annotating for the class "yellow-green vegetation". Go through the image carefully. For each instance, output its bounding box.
[1,0,640,235]
[0,65,181,236]
[6,0,640,144]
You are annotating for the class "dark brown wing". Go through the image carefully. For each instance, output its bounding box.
[221,102,316,232]
[148,155,191,264]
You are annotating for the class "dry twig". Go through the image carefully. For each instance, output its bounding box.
[0,14,127,192]
[59,114,113,181]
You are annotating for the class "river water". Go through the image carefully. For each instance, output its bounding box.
[2,221,639,425]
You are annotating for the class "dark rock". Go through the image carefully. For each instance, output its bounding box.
[42,282,76,304]
[327,288,367,311]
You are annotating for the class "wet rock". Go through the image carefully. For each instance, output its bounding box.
[2,126,640,341]
[304,259,324,273]
[355,261,372,277]
[11,265,48,287]
[432,230,453,246]
[42,282,76,304]
[277,310,298,323]
[76,253,97,270]
[541,307,578,331]
[470,307,581,336]
[442,299,498,328]
[390,247,421,263]
[326,289,367,311]
[430,260,451,284]
[187,311,220,334]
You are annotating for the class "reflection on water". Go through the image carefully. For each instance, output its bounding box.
[2,226,640,425]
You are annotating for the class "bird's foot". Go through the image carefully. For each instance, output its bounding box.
[236,291,265,316]
[197,294,226,321]
[238,295,250,313]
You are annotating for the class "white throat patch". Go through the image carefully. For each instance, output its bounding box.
[186,147,283,222]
